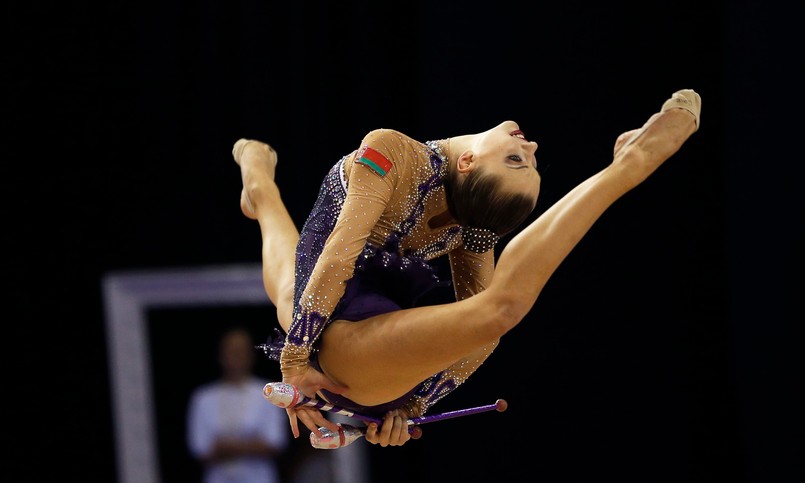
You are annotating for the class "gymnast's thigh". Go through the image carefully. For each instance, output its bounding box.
[316,299,495,406]
[316,314,420,404]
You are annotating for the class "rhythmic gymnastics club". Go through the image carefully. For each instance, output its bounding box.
[265,381,507,425]
[263,382,384,425]
[264,382,507,448]
[310,398,508,449]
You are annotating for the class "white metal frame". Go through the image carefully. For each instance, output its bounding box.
[102,264,366,483]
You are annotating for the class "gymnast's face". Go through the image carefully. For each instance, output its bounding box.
[464,120,541,201]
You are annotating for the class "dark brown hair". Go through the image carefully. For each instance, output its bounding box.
[444,166,537,237]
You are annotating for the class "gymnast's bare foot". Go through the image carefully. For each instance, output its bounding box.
[613,89,701,157]
[232,139,278,219]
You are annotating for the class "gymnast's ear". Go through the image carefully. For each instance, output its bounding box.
[456,151,475,173]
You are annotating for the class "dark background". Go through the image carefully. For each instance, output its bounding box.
[6,1,803,482]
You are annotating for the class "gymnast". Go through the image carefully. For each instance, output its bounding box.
[231,89,701,447]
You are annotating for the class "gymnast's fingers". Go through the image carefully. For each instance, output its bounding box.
[364,421,382,446]
[309,408,341,433]
[286,408,301,439]
[387,413,410,446]
[295,407,324,438]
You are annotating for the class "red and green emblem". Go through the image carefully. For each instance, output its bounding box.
[357,147,392,176]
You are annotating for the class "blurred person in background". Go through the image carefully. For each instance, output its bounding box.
[187,327,289,483]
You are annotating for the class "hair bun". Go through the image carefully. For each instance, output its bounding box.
[461,226,500,253]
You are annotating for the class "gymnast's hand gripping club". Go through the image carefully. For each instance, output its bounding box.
[264,381,508,449]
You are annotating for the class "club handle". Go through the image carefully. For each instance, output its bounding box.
[407,399,508,425]
[310,424,423,449]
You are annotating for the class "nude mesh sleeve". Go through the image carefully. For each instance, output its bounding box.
[282,134,398,363]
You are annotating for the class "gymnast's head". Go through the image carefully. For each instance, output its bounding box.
[445,120,540,240]
[218,327,256,382]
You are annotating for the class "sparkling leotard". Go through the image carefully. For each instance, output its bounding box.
[267,128,499,417]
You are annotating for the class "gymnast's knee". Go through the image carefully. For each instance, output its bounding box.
[475,290,528,337]
[274,285,294,332]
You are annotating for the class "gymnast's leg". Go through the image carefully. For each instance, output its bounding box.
[233,139,297,332]
[318,91,701,406]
